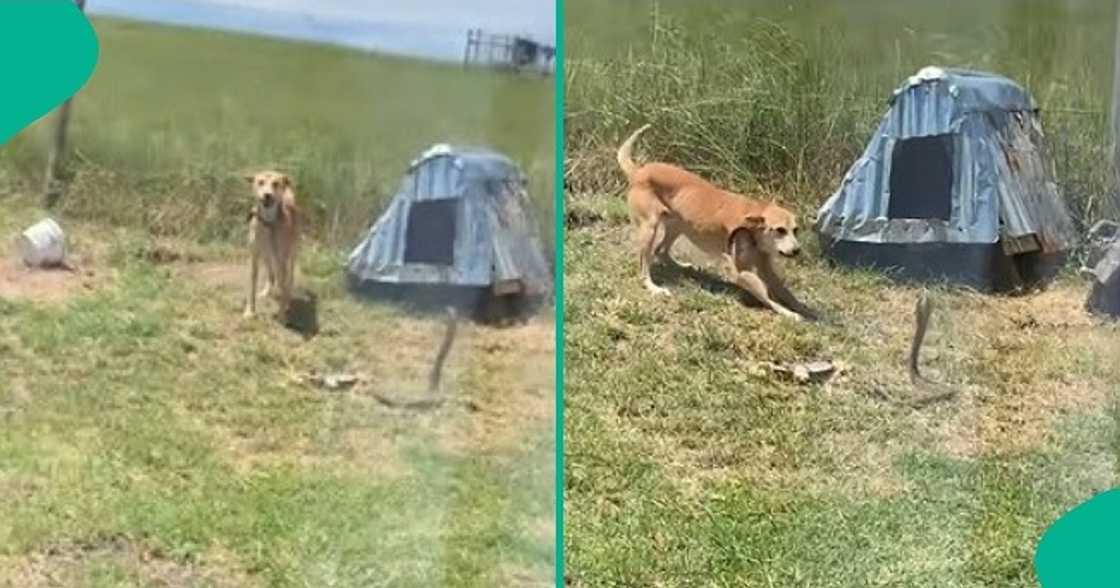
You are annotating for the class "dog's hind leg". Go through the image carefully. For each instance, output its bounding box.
[655,224,692,270]
[286,242,297,295]
[280,262,293,317]
[637,220,671,296]
[274,242,295,318]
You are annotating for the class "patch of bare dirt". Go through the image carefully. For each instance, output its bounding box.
[0,256,99,304]
[134,238,208,265]
[178,261,244,291]
[0,216,116,304]
[0,538,259,588]
[2,373,34,405]
[0,474,43,503]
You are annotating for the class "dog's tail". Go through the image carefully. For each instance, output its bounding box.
[617,124,651,180]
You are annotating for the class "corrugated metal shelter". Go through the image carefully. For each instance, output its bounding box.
[347,144,551,299]
[815,67,1078,292]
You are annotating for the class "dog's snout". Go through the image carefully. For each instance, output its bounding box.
[263,193,275,205]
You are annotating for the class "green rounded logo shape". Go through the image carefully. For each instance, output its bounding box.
[0,0,99,145]
[1036,488,1120,587]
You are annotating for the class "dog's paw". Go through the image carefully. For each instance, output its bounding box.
[242,309,256,320]
[650,286,672,297]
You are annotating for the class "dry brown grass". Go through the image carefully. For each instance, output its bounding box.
[0,538,260,588]
[438,318,556,457]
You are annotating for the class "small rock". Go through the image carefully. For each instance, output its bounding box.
[305,372,363,391]
[766,360,839,385]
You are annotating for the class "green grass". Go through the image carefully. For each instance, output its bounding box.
[0,18,555,587]
[0,200,555,586]
[0,17,555,250]
[564,194,1120,586]
[565,0,1119,231]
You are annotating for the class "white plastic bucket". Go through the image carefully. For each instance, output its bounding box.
[16,218,66,267]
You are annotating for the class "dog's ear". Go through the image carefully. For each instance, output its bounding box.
[727,226,755,256]
[281,175,292,189]
[742,215,766,231]
[728,215,765,256]
[243,174,256,185]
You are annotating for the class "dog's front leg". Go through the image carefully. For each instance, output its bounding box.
[760,262,817,321]
[260,262,274,299]
[735,271,802,321]
[244,248,259,319]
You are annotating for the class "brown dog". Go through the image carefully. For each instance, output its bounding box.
[243,170,300,319]
[617,124,810,321]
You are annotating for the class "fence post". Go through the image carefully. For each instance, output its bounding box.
[43,0,87,209]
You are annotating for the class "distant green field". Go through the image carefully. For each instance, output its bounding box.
[566,0,1118,228]
[0,17,555,249]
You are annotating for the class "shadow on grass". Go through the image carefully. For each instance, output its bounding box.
[651,262,827,323]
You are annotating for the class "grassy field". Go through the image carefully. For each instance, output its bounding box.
[0,17,555,251]
[565,1,1120,586]
[1,17,555,588]
[565,195,1120,588]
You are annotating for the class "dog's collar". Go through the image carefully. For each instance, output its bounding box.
[249,206,281,227]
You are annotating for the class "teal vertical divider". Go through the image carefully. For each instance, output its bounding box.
[554,0,566,585]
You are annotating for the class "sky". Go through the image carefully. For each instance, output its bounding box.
[86,0,556,62]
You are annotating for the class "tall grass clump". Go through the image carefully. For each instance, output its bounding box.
[565,0,1120,232]
[566,15,877,206]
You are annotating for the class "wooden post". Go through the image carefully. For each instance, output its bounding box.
[463,29,474,67]
[43,0,86,209]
